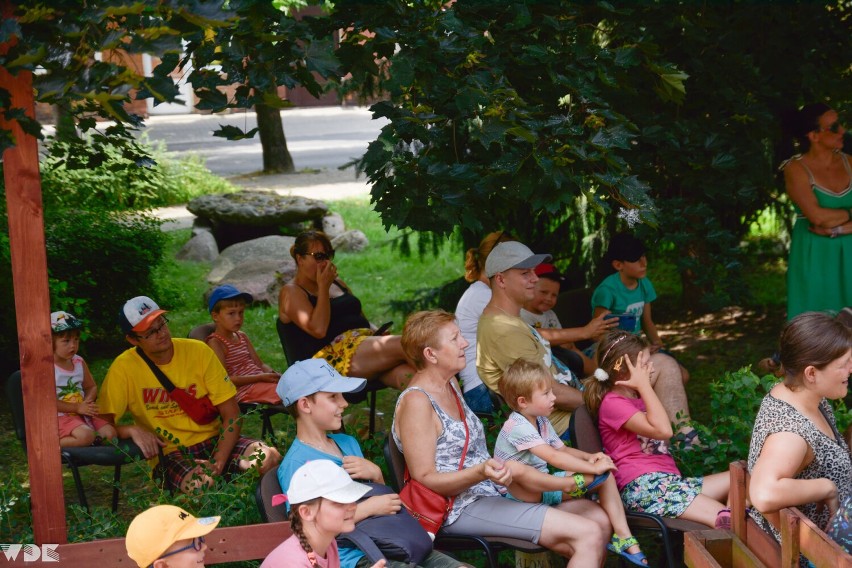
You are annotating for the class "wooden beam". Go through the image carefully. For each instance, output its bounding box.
[1,522,292,566]
[0,1,67,544]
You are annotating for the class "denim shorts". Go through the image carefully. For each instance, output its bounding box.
[463,383,495,415]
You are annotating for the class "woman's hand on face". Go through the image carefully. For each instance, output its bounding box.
[616,350,654,391]
[316,260,338,289]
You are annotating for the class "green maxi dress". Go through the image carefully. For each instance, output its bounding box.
[786,154,852,320]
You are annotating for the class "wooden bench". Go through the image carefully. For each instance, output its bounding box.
[3,522,292,566]
[686,461,852,568]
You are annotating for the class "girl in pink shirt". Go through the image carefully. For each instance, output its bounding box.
[261,460,385,568]
[583,331,731,529]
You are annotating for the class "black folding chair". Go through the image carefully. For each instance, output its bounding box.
[5,370,144,512]
[256,468,289,523]
[188,323,287,439]
[568,404,707,567]
[275,320,382,436]
[383,436,547,568]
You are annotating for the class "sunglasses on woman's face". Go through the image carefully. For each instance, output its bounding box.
[817,121,843,134]
[304,250,335,262]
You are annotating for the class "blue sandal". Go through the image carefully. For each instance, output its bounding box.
[568,472,609,498]
[607,535,648,566]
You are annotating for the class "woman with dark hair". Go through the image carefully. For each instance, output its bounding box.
[748,312,852,550]
[277,231,414,389]
[779,103,851,319]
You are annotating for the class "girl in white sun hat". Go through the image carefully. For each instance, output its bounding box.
[261,460,385,568]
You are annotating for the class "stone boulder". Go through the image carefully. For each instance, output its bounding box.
[321,212,345,238]
[176,230,218,262]
[188,191,328,249]
[207,236,296,305]
[331,230,369,253]
[206,259,297,306]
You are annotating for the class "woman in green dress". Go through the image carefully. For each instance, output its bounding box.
[780,103,852,320]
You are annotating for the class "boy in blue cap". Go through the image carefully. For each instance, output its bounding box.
[206,284,280,404]
[276,359,465,568]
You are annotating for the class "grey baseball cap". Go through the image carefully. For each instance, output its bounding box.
[484,241,552,278]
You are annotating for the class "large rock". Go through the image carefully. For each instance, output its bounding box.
[208,235,296,285]
[176,230,218,262]
[208,259,297,306]
[321,212,345,238]
[331,230,369,252]
[188,191,328,248]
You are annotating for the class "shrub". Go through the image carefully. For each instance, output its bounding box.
[673,367,852,476]
[39,136,235,211]
[44,210,167,344]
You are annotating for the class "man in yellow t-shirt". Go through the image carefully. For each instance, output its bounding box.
[99,296,281,493]
[476,242,581,437]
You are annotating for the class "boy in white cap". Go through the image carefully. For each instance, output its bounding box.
[98,295,280,494]
[51,310,117,446]
[262,460,380,568]
[275,359,465,568]
[126,504,220,568]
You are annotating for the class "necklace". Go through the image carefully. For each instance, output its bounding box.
[299,436,342,457]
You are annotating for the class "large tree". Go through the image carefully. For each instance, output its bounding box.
[329,0,851,308]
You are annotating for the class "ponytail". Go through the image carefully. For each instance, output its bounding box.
[582,330,648,417]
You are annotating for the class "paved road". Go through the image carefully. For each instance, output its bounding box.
[141,106,387,176]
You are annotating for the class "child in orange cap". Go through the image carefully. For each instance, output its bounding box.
[125,504,220,568]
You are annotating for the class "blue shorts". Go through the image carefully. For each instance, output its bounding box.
[505,470,567,506]
[620,471,703,518]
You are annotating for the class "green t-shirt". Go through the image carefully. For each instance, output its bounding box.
[590,273,657,334]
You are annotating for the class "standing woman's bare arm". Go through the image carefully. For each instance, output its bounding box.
[785,161,852,228]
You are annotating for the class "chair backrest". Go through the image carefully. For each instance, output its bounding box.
[567,404,603,454]
[383,436,406,492]
[188,323,216,342]
[5,371,26,444]
[256,468,289,523]
[275,319,298,367]
[551,288,594,348]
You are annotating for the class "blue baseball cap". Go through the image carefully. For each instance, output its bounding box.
[208,285,253,313]
[276,359,366,407]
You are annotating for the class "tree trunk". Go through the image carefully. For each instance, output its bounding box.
[256,100,294,173]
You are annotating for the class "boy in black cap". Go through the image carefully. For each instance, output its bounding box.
[592,233,695,442]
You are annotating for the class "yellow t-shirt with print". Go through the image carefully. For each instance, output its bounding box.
[99,338,237,462]
[476,312,570,435]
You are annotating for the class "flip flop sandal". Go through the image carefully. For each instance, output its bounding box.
[568,471,609,498]
[607,535,648,567]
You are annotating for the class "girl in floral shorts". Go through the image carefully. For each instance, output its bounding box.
[583,330,731,529]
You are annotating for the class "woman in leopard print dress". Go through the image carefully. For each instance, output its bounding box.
[748,312,852,551]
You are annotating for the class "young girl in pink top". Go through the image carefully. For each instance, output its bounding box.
[583,331,731,528]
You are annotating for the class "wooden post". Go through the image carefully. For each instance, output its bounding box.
[0,1,68,544]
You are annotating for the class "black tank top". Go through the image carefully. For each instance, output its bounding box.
[277,281,371,363]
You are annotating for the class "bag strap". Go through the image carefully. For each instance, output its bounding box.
[403,384,470,481]
[337,528,388,565]
[135,347,176,391]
